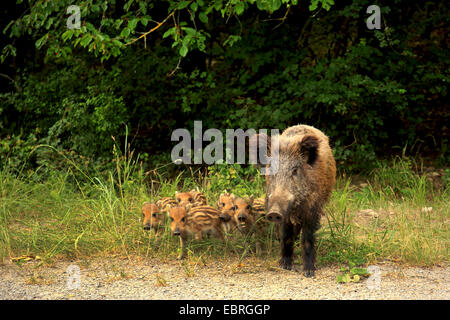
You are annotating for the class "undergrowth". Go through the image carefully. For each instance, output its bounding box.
[0,143,448,269]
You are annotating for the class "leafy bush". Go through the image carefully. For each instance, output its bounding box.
[0,0,448,174]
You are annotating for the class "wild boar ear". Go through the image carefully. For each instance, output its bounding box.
[185,204,192,212]
[230,193,236,200]
[249,133,271,166]
[155,200,162,208]
[175,191,179,195]
[300,135,319,166]
[247,195,254,205]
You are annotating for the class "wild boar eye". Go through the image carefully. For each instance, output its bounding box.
[221,202,225,207]
[176,198,180,202]
[170,217,174,221]
[188,198,193,202]
[232,206,237,211]
[292,168,298,176]
[152,213,157,217]
[181,217,185,222]
[246,205,251,210]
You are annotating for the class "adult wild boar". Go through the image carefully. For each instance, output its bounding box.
[251,125,336,277]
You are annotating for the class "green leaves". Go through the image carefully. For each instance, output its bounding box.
[235,2,245,15]
[79,33,93,48]
[1,0,446,176]
[163,27,176,39]
[0,44,16,63]
[120,27,131,38]
[223,35,242,47]
[256,0,282,12]
[309,0,335,11]
[2,0,338,61]
[164,24,209,57]
[198,11,208,23]
[61,30,74,42]
[177,1,191,10]
[336,266,370,283]
[179,45,188,57]
[35,33,49,49]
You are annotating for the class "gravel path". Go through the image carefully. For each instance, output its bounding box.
[0,257,448,300]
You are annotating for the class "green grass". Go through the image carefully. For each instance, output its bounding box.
[0,148,448,268]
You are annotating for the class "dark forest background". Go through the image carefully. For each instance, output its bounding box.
[0,0,448,175]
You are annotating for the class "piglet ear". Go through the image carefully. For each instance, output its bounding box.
[247,195,254,205]
[142,202,150,212]
[185,204,192,212]
[300,135,319,166]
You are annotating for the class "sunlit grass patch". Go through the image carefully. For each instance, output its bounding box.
[0,150,448,268]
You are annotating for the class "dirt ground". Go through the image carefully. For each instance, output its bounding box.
[0,256,448,300]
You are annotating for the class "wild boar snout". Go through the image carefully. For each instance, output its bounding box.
[266,211,283,223]
[266,188,295,224]
[219,213,231,222]
[237,213,247,222]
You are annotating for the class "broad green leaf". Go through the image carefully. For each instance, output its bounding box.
[179,45,188,57]
[199,12,208,23]
[177,1,190,10]
[121,27,131,37]
[61,29,74,41]
[235,2,244,15]
[35,33,49,49]
[80,34,93,48]
[271,0,281,11]
[128,18,139,30]
[309,0,318,11]
[163,27,175,38]
[141,17,149,27]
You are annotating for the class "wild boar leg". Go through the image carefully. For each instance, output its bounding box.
[301,215,320,277]
[279,221,301,270]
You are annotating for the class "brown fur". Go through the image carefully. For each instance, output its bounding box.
[274,125,336,208]
[156,197,178,216]
[262,124,336,276]
[142,202,165,233]
[169,205,223,260]
[251,196,280,240]
[231,196,268,255]
[175,189,207,207]
[216,191,237,233]
[252,197,266,217]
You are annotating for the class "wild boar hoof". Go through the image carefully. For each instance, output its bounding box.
[279,257,293,270]
[304,270,315,278]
